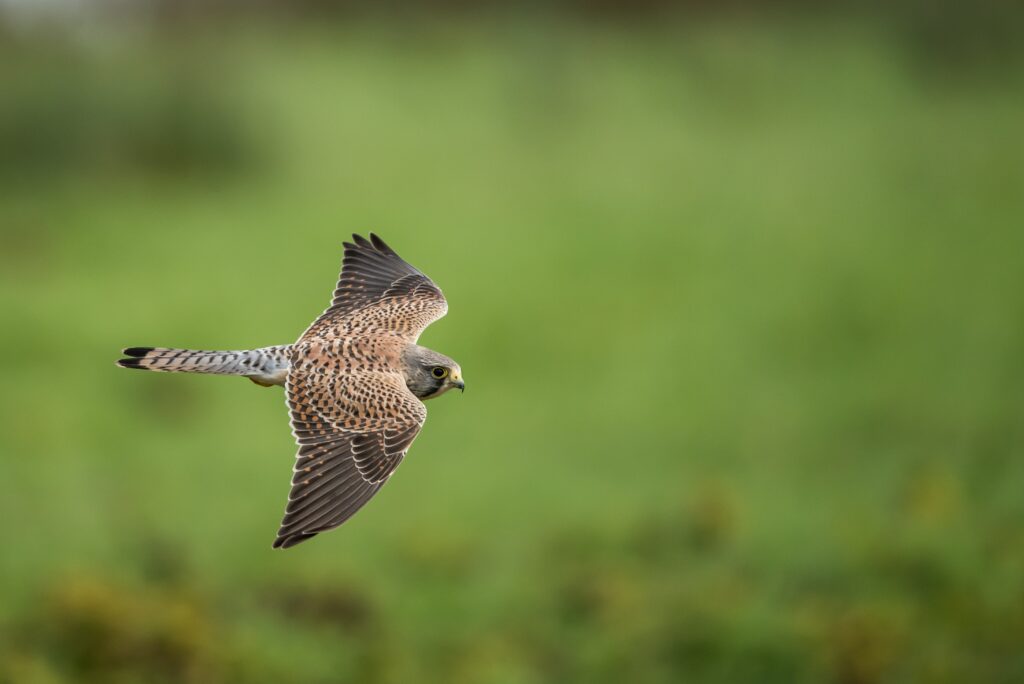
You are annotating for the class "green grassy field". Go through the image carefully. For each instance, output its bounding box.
[1,16,1023,683]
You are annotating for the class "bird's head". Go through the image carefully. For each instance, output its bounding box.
[401,345,464,399]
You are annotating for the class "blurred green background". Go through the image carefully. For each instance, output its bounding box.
[1,1,1023,682]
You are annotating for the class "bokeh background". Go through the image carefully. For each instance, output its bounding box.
[1,1,1023,682]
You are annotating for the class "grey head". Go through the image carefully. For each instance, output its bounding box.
[401,345,464,399]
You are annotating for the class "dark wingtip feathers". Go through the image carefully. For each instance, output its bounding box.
[347,233,395,256]
[369,233,394,253]
[273,532,318,549]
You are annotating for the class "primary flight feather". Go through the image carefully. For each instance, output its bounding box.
[118,234,464,548]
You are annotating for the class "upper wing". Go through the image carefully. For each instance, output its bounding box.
[303,233,448,343]
[273,367,425,549]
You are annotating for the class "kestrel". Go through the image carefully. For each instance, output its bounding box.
[118,234,464,548]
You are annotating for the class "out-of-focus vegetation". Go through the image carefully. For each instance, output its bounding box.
[1,3,1023,682]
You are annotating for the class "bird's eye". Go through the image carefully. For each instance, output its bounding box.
[431,367,448,379]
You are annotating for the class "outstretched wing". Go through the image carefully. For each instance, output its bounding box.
[273,367,425,549]
[302,233,448,343]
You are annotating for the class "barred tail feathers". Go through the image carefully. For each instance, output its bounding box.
[117,346,291,386]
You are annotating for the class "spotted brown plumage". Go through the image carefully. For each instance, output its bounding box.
[118,233,464,548]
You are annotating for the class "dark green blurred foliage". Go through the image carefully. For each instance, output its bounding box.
[1,5,1024,684]
[0,40,252,181]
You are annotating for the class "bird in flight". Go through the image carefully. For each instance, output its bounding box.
[118,234,463,548]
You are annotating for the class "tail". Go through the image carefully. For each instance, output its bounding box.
[117,345,292,387]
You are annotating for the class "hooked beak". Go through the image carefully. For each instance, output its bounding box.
[451,370,465,393]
